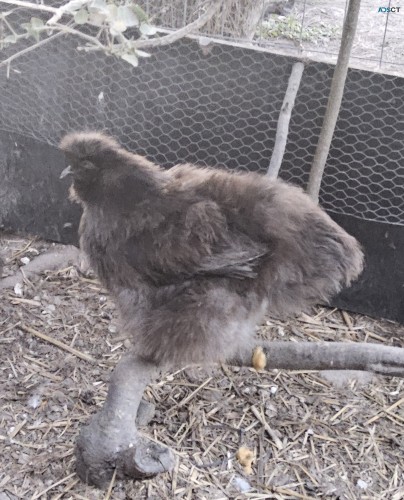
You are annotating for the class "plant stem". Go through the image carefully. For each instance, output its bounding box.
[0,30,64,70]
[0,0,58,14]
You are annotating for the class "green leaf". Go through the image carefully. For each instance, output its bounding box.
[89,0,107,12]
[3,34,17,44]
[22,17,44,42]
[64,0,88,13]
[74,8,89,24]
[139,23,156,36]
[135,49,151,58]
[130,4,148,23]
[88,11,105,25]
[117,5,138,27]
[31,17,44,29]
[106,4,118,20]
[121,53,138,67]
[110,19,127,35]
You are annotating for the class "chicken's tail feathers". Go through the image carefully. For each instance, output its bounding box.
[59,131,121,160]
[261,202,365,317]
[340,233,364,287]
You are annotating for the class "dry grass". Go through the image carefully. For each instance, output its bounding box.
[1,234,404,500]
[144,0,404,75]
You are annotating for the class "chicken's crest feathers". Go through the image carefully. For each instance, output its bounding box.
[59,131,166,206]
[59,131,121,162]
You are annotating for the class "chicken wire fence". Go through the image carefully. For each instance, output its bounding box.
[138,0,404,75]
[0,2,404,227]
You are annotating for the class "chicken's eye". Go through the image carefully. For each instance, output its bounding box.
[81,160,97,171]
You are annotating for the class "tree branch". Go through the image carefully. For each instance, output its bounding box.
[51,22,104,47]
[236,341,404,377]
[0,0,58,14]
[267,61,304,179]
[0,0,223,67]
[306,0,361,202]
[0,30,65,70]
[133,0,224,50]
[76,340,403,487]
[47,0,88,25]
[76,353,175,487]
[0,23,104,70]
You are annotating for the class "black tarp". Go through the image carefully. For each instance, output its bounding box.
[1,128,403,324]
[1,40,403,323]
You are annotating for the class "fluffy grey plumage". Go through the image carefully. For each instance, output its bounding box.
[60,132,364,367]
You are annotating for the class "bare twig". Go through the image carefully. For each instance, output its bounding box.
[238,0,271,40]
[267,61,305,179]
[31,473,76,500]
[0,31,65,69]
[47,0,88,25]
[20,323,96,363]
[9,238,36,261]
[104,469,117,500]
[51,22,104,47]
[0,0,223,70]
[0,0,58,14]
[365,397,404,425]
[250,405,283,450]
[177,377,212,407]
[2,14,18,36]
[133,1,224,49]
[306,0,361,202]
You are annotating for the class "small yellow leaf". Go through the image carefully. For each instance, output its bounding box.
[252,346,266,371]
[236,446,254,475]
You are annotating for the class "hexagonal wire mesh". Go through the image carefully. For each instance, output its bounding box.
[281,65,404,225]
[137,0,404,74]
[0,1,403,226]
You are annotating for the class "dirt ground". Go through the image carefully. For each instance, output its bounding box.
[1,2,403,498]
[258,0,404,76]
[1,234,403,500]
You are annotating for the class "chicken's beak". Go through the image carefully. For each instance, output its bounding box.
[60,165,73,179]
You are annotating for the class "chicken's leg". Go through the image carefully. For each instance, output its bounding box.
[76,353,175,487]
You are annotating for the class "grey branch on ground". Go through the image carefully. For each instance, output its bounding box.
[75,353,175,487]
[79,341,404,485]
[1,235,403,496]
[237,341,404,377]
[0,245,79,290]
[2,240,403,486]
